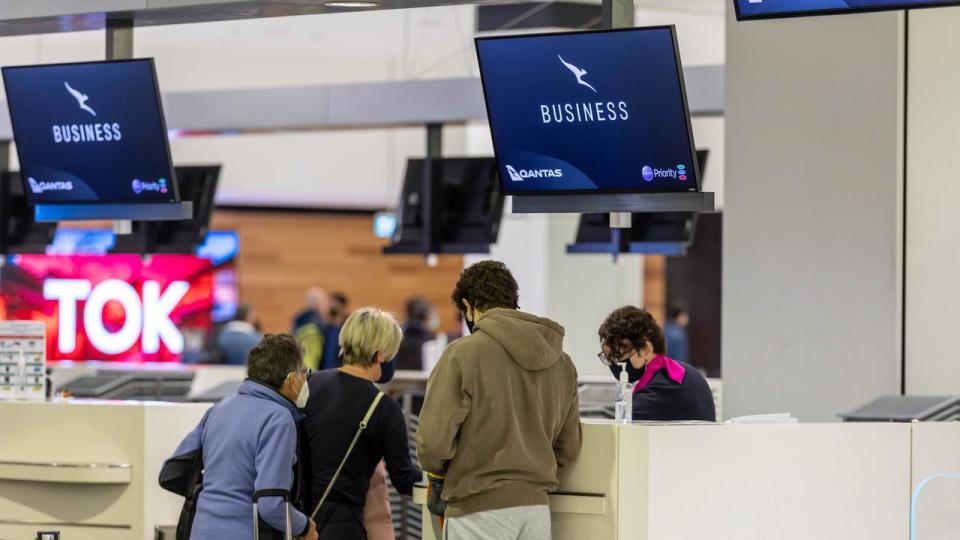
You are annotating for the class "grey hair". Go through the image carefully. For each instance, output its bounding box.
[246,334,305,390]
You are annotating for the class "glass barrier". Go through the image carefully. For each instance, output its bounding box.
[912,473,960,540]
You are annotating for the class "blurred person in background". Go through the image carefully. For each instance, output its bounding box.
[301,307,420,539]
[600,306,714,422]
[663,301,691,364]
[321,292,350,369]
[329,292,350,327]
[217,304,262,366]
[293,288,330,371]
[394,296,439,371]
[163,334,317,540]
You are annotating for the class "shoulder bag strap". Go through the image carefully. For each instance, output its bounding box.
[310,391,385,520]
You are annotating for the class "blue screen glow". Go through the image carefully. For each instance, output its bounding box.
[735,0,959,19]
[2,59,175,204]
[475,27,698,195]
[373,212,398,239]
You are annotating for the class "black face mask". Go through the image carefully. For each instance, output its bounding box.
[376,355,395,384]
[462,309,476,335]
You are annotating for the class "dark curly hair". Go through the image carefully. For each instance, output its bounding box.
[247,334,304,390]
[598,306,666,356]
[452,260,519,312]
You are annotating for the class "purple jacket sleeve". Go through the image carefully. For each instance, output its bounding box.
[255,412,309,536]
[168,408,209,459]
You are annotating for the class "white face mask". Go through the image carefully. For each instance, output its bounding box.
[293,373,310,409]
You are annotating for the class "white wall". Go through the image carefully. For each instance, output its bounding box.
[724,11,904,420]
[904,7,960,395]
[636,0,725,66]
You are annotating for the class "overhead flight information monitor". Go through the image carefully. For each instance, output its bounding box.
[475,26,699,195]
[735,0,960,20]
[2,59,177,204]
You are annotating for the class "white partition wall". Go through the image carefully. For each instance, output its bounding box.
[724,12,905,420]
[904,7,960,395]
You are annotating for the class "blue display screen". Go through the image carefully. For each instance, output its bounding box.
[2,59,176,204]
[475,27,698,195]
[735,0,959,19]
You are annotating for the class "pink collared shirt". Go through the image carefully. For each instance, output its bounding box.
[633,354,686,393]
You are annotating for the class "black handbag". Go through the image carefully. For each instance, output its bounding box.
[158,448,203,540]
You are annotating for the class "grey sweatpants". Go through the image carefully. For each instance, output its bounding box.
[443,505,551,540]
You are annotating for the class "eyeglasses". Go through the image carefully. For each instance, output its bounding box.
[597,350,631,367]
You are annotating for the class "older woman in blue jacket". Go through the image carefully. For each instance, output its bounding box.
[166,334,318,540]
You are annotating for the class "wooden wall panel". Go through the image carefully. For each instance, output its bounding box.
[210,210,463,334]
[643,255,666,324]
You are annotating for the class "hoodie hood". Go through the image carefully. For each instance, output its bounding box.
[474,308,565,371]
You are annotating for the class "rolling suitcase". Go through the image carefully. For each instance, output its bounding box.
[253,489,294,540]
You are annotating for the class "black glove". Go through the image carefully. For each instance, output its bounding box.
[426,473,447,517]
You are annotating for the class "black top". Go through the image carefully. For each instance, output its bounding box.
[394,324,434,371]
[301,370,421,511]
[609,360,716,422]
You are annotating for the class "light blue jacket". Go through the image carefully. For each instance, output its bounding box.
[167,379,309,538]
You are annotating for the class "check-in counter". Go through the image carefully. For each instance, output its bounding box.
[0,400,209,540]
[420,420,920,540]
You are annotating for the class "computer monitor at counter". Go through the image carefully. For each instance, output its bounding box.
[384,157,504,255]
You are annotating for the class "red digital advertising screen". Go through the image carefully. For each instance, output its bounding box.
[0,255,213,362]
[0,230,238,363]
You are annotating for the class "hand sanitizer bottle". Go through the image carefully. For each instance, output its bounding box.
[614,362,633,423]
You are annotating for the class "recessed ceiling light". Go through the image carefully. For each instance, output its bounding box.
[325,1,379,7]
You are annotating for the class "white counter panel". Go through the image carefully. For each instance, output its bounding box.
[0,400,209,540]
[631,423,911,539]
[911,422,960,540]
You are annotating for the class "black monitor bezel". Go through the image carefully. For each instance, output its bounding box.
[733,0,960,21]
[474,25,701,197]
[1,57,180,205]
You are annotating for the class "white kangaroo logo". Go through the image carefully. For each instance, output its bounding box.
[64,82,96,116]
[558,55,597,93]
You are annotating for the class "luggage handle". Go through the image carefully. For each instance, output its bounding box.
[253,489,293,540]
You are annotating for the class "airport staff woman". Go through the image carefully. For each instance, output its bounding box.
[599,306,716,422]
[163,334,317,540]
[301,307,421,539]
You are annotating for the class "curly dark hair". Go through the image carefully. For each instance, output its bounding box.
[598,306,666,356]
[452,260,519,312]
[247,334,304,390]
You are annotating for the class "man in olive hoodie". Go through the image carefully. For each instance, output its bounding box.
[417,260,582,540]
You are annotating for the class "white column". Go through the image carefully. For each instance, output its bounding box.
[904,7,960,394]
[724,11,904,420]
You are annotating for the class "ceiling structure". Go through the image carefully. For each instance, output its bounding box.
[0,0,508,36]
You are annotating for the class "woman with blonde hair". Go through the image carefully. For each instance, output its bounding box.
[300,307,421,539]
